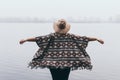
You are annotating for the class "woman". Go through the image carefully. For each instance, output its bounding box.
[19,19,104,80]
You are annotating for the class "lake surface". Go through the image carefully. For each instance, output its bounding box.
[0,23,120,80]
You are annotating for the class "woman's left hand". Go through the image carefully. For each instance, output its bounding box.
[19,39,26,44]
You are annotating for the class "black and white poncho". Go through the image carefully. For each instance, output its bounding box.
[28,33,93,70]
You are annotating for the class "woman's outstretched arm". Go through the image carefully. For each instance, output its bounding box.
[87,37,104,44]
[19,37,36,44]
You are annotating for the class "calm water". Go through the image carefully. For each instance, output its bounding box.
[0,23,120,80]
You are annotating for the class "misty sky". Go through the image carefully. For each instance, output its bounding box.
[0,0,120,19]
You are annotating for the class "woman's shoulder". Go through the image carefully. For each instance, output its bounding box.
[67,33,82,37]
[37,33,54,37]
[67,33,89,40]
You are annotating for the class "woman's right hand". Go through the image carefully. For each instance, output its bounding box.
[19,39,26,44]
[97,39,104,44]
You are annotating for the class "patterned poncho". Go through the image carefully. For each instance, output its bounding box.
[28,33,92,70]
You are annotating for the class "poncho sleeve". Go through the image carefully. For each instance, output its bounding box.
[32,33,53,60]
[35,34,51,47]
[72,34,90,48]
[80,36,90,48]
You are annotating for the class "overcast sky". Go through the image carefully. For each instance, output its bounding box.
[0,0,120,19]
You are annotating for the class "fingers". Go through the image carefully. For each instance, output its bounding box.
[19,39,26,44]
[97,39,104,44]
[100,40,104,44]
[101,40,104,44]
